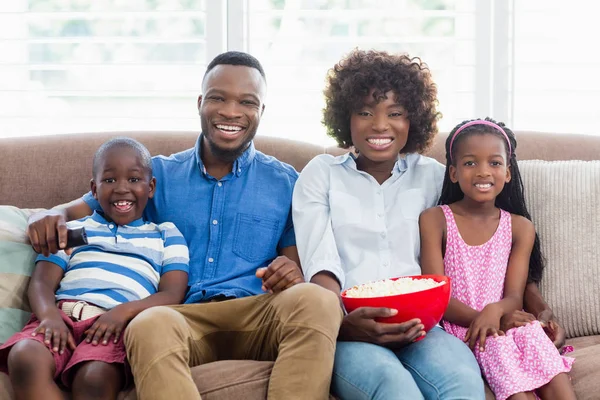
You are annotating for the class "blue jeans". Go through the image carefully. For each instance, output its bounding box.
[332,327,484,400]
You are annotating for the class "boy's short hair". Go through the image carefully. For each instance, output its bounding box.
[92,137,152,179]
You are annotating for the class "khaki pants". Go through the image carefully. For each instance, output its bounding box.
[124,283,343,400]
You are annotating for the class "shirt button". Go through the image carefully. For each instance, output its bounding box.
[217,182,223,187]
[381,232,386,238]
[377,213,383,218]
[212,219,218,225]
[208,257,214,263]
[383,262,389,267]
[108,224,114,229]
[377,190,382,195]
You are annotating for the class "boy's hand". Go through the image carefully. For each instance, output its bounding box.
[85,305,131,345]
[465,304,504,351]
[255,256,304,293]
[339,307,425,347]
[33,316,76,354]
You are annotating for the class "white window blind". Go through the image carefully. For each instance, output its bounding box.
[1,0,598,141]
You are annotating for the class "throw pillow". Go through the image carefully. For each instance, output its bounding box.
[519,160,600,338]
[0,206,43,344]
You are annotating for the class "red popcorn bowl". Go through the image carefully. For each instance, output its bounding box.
[340,274,451,333]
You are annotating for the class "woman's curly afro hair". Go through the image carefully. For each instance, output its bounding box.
[322,49,441,153]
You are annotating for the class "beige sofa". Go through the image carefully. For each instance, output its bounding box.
[1,131,599,399]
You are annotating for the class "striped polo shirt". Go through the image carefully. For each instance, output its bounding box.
[36,211,189,310]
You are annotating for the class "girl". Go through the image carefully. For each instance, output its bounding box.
[419,118,575,400]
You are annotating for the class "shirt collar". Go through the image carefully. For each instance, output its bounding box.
[194,134,256,177]
[334,151,409,174]
[92,210,145,227]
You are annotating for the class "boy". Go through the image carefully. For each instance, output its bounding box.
[0,137,189,400]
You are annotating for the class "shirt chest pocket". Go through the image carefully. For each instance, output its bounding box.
[233,213,280,262]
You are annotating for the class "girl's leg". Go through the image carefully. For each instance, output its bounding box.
[507,392,537,400]
[536,373,576,400]
[7,340,63,400]
[71,361,123,400]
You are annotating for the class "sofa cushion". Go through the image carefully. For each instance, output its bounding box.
[0,206,42,344]
[519,160,600,338]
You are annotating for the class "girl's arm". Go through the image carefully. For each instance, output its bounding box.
[464,214,535,350]
[419,207,480,327]
[492,215,536,317]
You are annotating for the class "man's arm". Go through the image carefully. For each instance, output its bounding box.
[27,198,92,256]
[256,245,304,293]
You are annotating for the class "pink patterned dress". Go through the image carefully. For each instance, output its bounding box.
[440,205,574,400]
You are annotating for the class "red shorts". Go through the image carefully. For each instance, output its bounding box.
[0,305,129,387]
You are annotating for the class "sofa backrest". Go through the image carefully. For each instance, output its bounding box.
[1,130,599,209]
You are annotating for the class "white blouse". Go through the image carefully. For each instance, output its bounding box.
[292,152,444,290]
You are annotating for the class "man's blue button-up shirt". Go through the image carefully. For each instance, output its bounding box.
[83,135,298,303]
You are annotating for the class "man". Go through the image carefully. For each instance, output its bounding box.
[27,51,342,400]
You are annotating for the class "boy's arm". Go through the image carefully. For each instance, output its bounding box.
[28,259,76,353]
[27,198,92,256]
[85,223,189,345]
[419,207,480,327]
[84,270,189,346]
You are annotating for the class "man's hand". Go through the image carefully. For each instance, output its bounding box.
[339,307,424,347]
[255,256,304,293]
[27,210,70,256]
[500,310,536,332]
[538,309,566,349]
[465,304,504,351]
[33,315,76,354]
[84,305,131,346]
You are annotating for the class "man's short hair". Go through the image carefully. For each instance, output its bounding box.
[204,51,266,83]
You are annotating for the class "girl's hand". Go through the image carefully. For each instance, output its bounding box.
[500,310,536,332]
[84,305,131,345]
[33,316,76,354]
[538,310,566,349]
[339,307,425,348]
[465,304,504,351]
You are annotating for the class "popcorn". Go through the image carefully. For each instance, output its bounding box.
[344,277,445,298]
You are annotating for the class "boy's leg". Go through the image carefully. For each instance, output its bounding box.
[125,283,342,400]
[7,340,63,400]
[331,341,424,400]
[71,361,123,400]
[395,326,485,399]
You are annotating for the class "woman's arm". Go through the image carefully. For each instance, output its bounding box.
[292,156,345,288]
[419,207,480,327]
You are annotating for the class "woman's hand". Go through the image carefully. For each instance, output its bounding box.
[465,304,504,351]
[84,305,131,345]
[33,315,76,354]
[538,309,566,349]
[339,307,425,348]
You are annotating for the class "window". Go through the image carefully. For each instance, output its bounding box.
[1,0,598,141]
